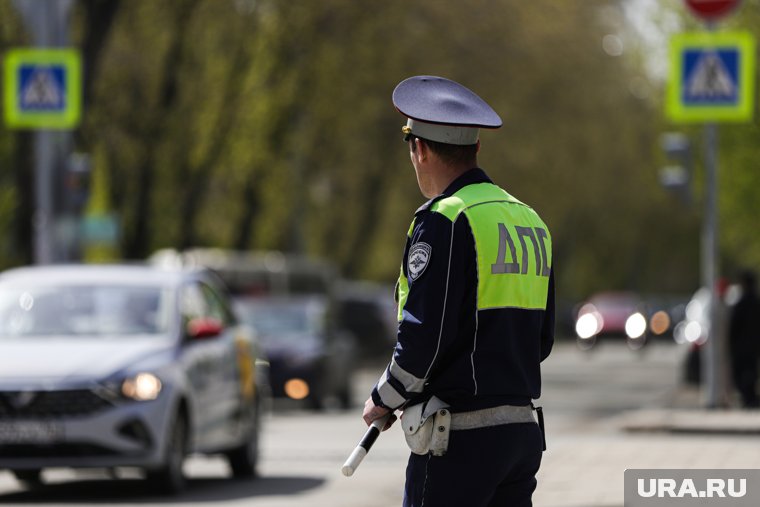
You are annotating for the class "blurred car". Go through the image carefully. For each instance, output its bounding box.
[234,296,356,410]
[642,295,688,341]
[337,281,397,359]
[0,265,268,493]
[574,291,648,349]
[151,248,337,298]
[672,287,712,347]
[673,287,716,384]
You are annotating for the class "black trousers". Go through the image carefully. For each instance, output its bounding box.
[403,422,543,507]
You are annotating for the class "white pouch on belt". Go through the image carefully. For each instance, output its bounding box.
[401,396,451,456]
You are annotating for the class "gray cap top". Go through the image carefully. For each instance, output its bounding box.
[393,75,502,145]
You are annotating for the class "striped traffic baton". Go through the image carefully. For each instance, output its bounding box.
[341,414,392,477]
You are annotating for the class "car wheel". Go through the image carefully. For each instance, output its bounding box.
[576,336,597,351]
[12,469,43,488]
[307,390,325,411]
[337,383,352,409]
[627,335,647,351]
[226,404,260,478]
[147,413,188,494]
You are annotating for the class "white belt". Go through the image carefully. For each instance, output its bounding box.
[450,405,536,431]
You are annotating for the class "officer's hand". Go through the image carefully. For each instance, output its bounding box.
[363,397,396,431]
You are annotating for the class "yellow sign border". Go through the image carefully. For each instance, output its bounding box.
[666,32,756,123]
[3,48,82,129]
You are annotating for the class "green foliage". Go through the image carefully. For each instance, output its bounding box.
[715,2,760,278]
[0,1,31,268]
[1,0,717,304]
[649,1,760,283]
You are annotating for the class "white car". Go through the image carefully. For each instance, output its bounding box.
[0,265,268,493]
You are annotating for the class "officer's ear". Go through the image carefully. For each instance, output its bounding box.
[476,140,481,154]
[414,138,429,162]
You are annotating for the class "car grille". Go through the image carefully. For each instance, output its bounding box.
[0,443,119,458]
[0,390,114,419]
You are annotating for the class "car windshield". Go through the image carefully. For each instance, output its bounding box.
[591,295,639,313]
[0,285,174,338]
[235,299,325,342]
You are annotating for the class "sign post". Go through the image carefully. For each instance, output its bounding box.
[5,0,78,264]
[668,0,751,408]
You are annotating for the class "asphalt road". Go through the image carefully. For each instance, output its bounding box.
[0,340,688,506]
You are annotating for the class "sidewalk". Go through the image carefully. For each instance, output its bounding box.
[534,384,760,507]
[535,431,760,507]
[613,385,760,435]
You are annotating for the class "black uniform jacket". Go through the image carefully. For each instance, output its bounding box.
[372,168,554,413]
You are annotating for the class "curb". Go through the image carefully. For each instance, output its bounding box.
[615,408,760,435]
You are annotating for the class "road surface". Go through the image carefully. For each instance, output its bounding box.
[3,341,754,507]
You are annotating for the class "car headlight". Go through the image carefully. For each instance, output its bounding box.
[284,378,310,400]
[649,311,671,335]
[121,373,162,401]
[575,312,602,339]
[684,321,704,344]
[625,312,647,339]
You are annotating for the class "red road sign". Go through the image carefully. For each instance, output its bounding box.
[685,0,740,20]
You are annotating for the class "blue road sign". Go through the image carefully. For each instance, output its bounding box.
[682,48,739,105]
[667,32,755,123]
[18,64,67,111]
[3,48,81,129]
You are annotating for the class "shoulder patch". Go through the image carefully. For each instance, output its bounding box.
[408,242,432,281]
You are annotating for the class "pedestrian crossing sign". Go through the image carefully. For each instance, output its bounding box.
[3,48,81,129]
[667,32,755,123]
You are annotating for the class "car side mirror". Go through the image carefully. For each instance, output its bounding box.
[187,318,224,340]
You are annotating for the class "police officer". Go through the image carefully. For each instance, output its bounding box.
[362,76,554,507]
